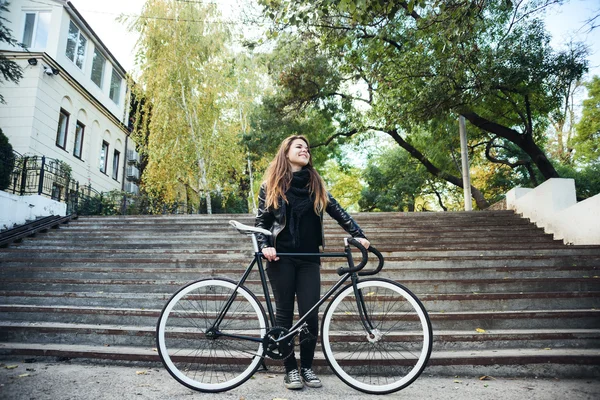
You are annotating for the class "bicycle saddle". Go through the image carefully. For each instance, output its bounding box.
[229,220,272,236]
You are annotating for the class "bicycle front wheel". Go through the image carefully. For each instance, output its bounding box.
[156,278,267,393]
[322,278,432,394]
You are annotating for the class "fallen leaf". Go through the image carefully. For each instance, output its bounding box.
[152,348,158,352]
[476,328,486,333]
[454,380,462,383]
[136,371,148,375]
[5,365,18,369]
[479,375,496,380]
[18,373,30,378]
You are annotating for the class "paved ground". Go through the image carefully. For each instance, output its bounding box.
[1,359,599,400]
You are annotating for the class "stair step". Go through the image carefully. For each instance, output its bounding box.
[0,277,598,294]
[1,322,599,350]
[0,265,597,281]
[0,342,598,378]
[3,248,599,259]
[1,303,599,329]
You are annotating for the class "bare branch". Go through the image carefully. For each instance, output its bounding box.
[311,129,359,148]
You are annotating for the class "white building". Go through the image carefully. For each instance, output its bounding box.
[0,0,139,198]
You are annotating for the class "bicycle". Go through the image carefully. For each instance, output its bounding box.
[156,220,432,395]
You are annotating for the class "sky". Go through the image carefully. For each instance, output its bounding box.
[71,0,600,79]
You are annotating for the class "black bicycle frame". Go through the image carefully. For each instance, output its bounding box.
[210,243,375,345]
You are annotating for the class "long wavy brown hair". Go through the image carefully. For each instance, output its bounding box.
[262,135,328,214]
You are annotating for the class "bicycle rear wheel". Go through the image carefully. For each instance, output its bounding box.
[322,278,432,394]
[156,278,267,393]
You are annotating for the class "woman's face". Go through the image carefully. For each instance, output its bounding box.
[287,138,310,171]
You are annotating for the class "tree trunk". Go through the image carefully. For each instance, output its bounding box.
[462,112,560,179]
[205,191,212,215]
[198,157,212,215]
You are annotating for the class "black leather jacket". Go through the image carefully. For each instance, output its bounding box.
[255,184,366,251]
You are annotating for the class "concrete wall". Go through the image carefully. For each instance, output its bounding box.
[0,191,66,230]
[506,178,600,245]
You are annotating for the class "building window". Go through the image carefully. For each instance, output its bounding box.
[109,68,122,104]
[65,20,87,69]
[56,108,69,150]
[112,150,120,181]
[73,121,85,159]
[100,141,109,174]
[51,183,62,201]
[22,11,51,49]
[91,47,105,88]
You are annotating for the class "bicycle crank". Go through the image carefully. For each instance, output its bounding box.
[263,327,295,360]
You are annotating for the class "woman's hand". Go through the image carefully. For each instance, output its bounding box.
[355,238,370,249]
[262,247,279,262]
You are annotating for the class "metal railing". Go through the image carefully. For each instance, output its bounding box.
[5,153,103,215]
[2,152,247,216]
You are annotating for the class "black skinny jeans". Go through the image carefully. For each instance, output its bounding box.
[266,257,320,372]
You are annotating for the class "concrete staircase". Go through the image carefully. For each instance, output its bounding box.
[0,211,599,377]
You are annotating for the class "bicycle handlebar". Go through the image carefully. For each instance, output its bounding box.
[359,247,384,276]
[336,238,369,276]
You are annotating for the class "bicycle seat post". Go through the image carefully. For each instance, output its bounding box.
[251,234,260,254]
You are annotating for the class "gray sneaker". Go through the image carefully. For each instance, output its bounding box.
[300,367,322,388]
[284,369,303,390]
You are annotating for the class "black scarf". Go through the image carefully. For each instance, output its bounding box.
[286,168,314,247]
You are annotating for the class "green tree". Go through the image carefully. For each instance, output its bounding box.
[0,127,15,190]
[574,76,600,164]
[359,143,460,212]
[257,0,588,208]
[0,1,24,104]
[320,159,363,212]
[546,42,587,165]
[128,0,246,213]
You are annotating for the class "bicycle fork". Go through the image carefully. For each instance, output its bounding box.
[351,274,379,340]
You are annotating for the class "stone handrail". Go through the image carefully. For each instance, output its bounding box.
[506,178,600,245]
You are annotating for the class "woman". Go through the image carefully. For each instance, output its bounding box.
[255,135,370,390]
